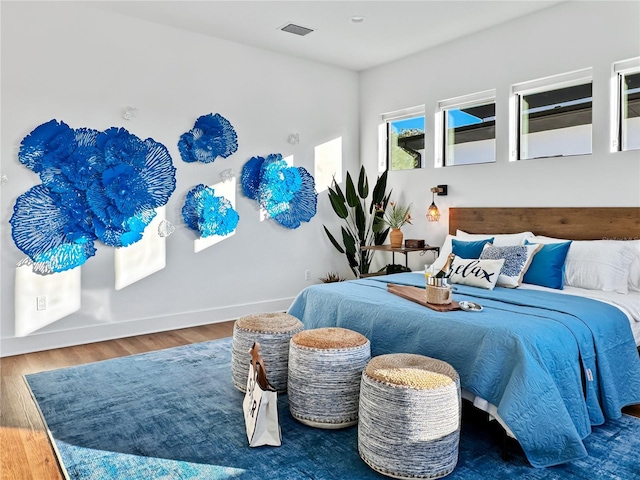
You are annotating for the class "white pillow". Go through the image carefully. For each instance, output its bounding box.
[480,244,542,288]
[431,231,534,272]
[431,234,455,272]
[611,240,640,292]
[530,235,568,244]
[562,240,637,294]
[456,230,534,247]
[629,254,640,292]
[448,256,505,290]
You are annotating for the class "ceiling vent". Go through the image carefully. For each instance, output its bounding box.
[280,23,314,36]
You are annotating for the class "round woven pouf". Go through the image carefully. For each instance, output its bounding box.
[358,353,461,480]
[288,327,371,429]
[231,312,304,393]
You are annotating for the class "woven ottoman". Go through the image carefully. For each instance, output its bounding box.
[288,327,371,429]
[358,353,461,479]
[231,312,303,393]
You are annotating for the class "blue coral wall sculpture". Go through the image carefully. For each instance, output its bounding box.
[10,120,176,273]
[240,154,317,229]
[178,113,238,164]
[182,184,239,238]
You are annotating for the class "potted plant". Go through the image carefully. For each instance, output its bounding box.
[374,202,412,248]
[323,166,391,278]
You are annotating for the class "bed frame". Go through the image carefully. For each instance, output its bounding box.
[449,207,640,240]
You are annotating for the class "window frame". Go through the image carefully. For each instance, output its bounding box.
[509,68,593,162]
[435,89,496,168]
[380,105,426,172]
[611,57,640,152]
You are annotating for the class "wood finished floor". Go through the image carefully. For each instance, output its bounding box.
[1,321,639,480]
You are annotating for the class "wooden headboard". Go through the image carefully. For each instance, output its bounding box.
[449,208,640,241]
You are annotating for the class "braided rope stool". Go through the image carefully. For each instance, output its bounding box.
[288,327,371,429]
[358,353,461,479]
[231,312,303,393]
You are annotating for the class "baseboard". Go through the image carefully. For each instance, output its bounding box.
[0,297,295,357]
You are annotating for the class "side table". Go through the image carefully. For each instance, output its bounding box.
[360,244,440,269]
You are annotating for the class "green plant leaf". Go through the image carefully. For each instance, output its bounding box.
[371,170,388,205]
[372,213,385,233]
[374,226,390,245]
[327,187,348,219]
[323,225,345,254]
[357,166,369,199]
[341,226,357,256]
[355,202,366,241]
[345,172,358,208]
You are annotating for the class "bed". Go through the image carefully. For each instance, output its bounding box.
[287,207,640,468]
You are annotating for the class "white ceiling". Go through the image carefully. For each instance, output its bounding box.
[90,1,564,71]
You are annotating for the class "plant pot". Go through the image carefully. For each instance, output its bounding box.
[389,228,403,248]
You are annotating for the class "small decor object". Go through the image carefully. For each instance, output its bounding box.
[389,228,403,248]
[11,120,176,273]
[426,279,452,305]
[405,239,425,248]
[178,113,238,164]
[459,301,483,312]
[157,219,175,238]
[219,168,235,183]
[240,154,317,229]
[231,312,303,393]
[374,201,412,248]
[243,342,282,447]
[320,272,346,283]
[182,184,239,238]
[358,353,461,479]
[288,327,370,428]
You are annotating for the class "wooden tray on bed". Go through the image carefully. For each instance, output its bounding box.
[387,284,461,312]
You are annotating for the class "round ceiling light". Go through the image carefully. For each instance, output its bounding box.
[349,16,365,23]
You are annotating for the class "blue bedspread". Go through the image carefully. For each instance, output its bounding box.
[287,272,640,468]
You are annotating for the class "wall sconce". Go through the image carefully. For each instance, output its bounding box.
[427,185,447,222]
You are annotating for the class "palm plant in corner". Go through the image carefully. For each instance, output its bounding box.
[323,166,391,278]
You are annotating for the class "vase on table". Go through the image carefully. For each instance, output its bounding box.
[389,228,403,248]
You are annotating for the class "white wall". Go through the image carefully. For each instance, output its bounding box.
[360,1,640,271]
[0,2,359,355]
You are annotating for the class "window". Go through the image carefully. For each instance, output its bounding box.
[381,106,425,171]
[613,57,640,152]
[436,90,496,167]
[510,68,593,161]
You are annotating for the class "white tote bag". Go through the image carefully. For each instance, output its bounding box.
[243,342,281,447]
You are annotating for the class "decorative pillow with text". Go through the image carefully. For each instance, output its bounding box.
[448,256,505,290]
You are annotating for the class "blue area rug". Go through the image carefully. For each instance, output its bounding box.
[26,337,640,479]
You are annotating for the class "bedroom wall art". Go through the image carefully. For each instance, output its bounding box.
[178,113,238,163]
[182,178,240,253]
[241,153,317,229]
[10,120,177,274]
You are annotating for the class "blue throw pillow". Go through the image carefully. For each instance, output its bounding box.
[451,237,494,259]
[523,239,573,289]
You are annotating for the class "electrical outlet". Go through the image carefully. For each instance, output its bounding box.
[304,270,311,281]
[36,296,47,311]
